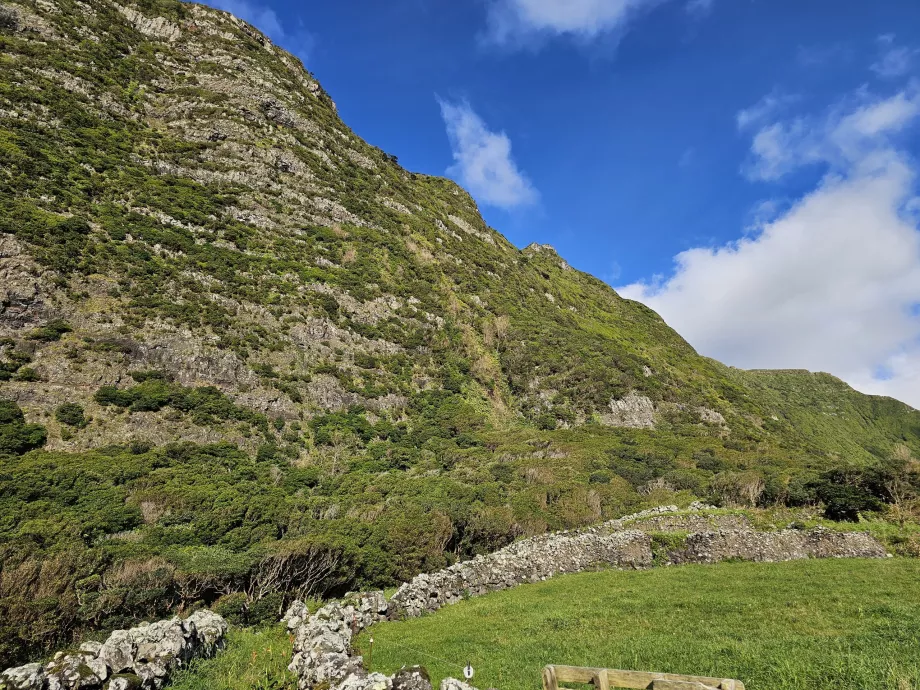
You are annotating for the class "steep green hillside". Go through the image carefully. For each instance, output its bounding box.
[1,0,919,666]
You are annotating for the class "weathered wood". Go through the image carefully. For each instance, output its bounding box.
[544,665,744,690]
[594,669,610,690]
[649,681,718,690]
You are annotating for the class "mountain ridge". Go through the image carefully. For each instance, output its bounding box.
[1,0,919,665]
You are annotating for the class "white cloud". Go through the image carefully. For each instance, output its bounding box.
[438,99,538,210]
[736,91,798,131]
[871,35,918,79]
[620,87,920,409]
[484,0,667,45]
[742,87,920,181]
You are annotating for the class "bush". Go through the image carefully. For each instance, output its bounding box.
[0,400,47,455]
[55,403,88,428]
[213,592,249,626]
[28,320,72,342]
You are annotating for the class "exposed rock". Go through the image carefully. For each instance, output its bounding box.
[626,513,751,533]
[0,663,44,690]
[2,612,227,690]
[0,4,20,31]
[672,527,888,564]
[388,529,650,619]
[697,407,727,425]
[440,679,478,690]
[392,667,431,690]
[600,392,656,429]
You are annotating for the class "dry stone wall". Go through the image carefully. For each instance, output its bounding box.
[671,527,888,564]
[0,611,227,690]
[285,505,888,690]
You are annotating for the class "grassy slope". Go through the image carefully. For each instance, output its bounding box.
[356,559,920,690]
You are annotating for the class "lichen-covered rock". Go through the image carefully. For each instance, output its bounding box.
[672,527,887,564]
[0,663,45,690]
[45,650,108,689]
[2,611,227,690]
[284,600,310,631]
[387,528,651,619]
[392,667,431,690]
[99,630,136,675]
[440,678,478,690]
[105,676,142,690]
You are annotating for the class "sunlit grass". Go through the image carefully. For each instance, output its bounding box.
[356,559,920,690]
[168,625,297,690]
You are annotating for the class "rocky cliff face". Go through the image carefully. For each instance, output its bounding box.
[0,0,916,458]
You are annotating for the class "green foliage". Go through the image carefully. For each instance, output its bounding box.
[55,402,88,428]
[0,399,47,455]
[28,320,73,342]
[168,626,297,690]
[94,381,268,429]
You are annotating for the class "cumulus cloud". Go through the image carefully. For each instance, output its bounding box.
[484,0,668,45]
[871,34,918,79]
[620,86,920,408]
[438,99,538,210]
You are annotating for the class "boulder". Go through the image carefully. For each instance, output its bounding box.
[392,666,431,690]
[0,663,45,690]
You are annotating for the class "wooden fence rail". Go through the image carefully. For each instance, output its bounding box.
[542,664,745,690]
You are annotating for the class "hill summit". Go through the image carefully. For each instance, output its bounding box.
[0,0,918,665]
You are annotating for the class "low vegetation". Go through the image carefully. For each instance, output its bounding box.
[168,625,297,690]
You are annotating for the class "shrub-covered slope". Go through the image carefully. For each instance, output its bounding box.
[1,0,919,665]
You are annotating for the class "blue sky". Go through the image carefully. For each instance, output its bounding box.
[203,0,920,407]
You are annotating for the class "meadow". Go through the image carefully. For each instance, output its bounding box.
[355,559,920,690]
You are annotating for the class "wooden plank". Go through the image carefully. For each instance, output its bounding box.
[546,666,744,690]
[594,669,610,690]
[650,681,718,690]
[543,664,560,690]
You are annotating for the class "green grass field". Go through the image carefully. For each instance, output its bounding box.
[168,625,297,690]
[355,559,920,690]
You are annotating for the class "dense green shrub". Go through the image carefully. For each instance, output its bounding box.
[28,320,73,342]
[0,400,47,455]
[55,403,88,428]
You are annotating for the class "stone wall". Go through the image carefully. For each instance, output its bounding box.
[0,611,227,690]
[284,505,888,690]
[671,527,888,564]
[388,529,651,619]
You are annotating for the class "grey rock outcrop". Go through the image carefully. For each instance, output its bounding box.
[600,392,656,429]
[392,667,432,690]
[0,611,227,690]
